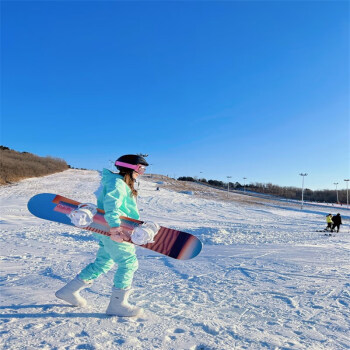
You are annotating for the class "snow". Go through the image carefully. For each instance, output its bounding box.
[1,169,349,350]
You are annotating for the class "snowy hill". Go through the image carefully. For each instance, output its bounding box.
[1,169,349,349]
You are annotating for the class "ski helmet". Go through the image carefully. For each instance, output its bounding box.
[115,154,149,174]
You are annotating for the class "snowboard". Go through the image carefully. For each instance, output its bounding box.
[27,193,202,260]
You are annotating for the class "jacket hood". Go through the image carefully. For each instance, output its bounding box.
[101,168,123,185]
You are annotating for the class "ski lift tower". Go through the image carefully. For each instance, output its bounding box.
[299,173,308,209]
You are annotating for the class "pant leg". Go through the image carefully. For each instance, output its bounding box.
[78,240,115,281]
[101,236,139,289]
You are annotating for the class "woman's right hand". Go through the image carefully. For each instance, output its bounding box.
[109,227,130,242]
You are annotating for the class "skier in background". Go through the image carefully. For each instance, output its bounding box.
[325,214,333,231]
[331,213,342,233]
[55,154,149,317]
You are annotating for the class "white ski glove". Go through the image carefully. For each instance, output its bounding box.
[131,221,160,245]
[68,203,97,228]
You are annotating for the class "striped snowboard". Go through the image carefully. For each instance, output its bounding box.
[27,193,202,260]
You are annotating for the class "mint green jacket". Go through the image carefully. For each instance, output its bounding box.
[97,169,140,227]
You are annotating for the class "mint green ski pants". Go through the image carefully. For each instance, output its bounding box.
[78,235,138,289]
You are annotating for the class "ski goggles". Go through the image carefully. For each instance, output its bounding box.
[115,161,147,175]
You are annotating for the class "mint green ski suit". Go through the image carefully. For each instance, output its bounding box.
[78,169,139,289]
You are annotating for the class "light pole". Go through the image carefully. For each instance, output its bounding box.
[148,164,153,178]
[199,172,203,183]
[227,176,232,197]
[345,179,350,208]
[299,173,308,209]
[243,177,247,192]
[334,182,339,203]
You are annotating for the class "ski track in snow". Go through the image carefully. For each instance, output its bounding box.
[0,169,349,350]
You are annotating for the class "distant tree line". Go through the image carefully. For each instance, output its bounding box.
[177,176,348,204]
[0,146,69,185]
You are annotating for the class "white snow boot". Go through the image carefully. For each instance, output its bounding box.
[106,287,143,317]
[55,276,92,307]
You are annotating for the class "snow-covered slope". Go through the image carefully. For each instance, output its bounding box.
[1,170,349,349]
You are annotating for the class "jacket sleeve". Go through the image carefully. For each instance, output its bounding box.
[103,178,127,227]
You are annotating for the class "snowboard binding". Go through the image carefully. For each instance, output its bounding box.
[131,222,160,245]
[68,203,98,228]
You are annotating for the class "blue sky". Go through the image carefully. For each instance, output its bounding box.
[1,1,349,190]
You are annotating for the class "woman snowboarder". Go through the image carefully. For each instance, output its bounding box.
[55,154,149,317]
